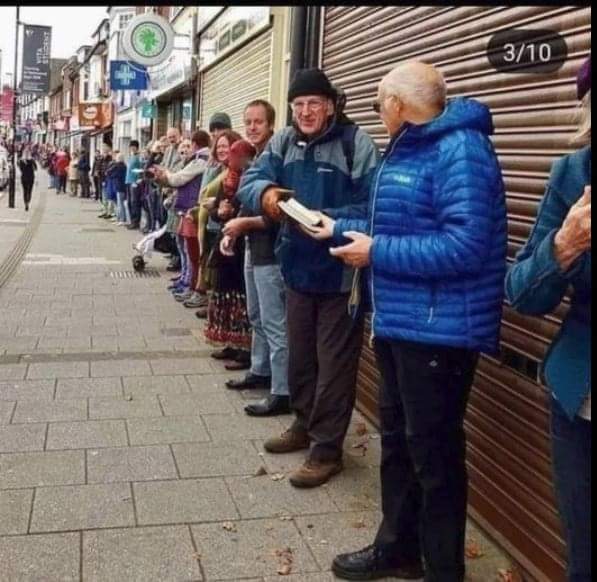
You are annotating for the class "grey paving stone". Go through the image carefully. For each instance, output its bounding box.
[87,445,177,484]
[0,423,47,453]
[150,357,216,376]
[0,489,34,534]
[17,325,68,338]
[89,396,162,420]
[172,441,263,478]
[27,361,90,379]
[226,474,337,519]
[0,532,80,582]
[186,372,243,392]
[122,375,190,397]
[83,525,201,582]
[91,359,152,377]
[0,400,15,424]
[0,379,55,401]
[160,392,236,416]
[127,416,210,446]
[0,450,85,488]
[324,466,381,512]
[55,377,123,400]
[37,336,92,350]
[192,518,319,579]
[294,511,382,571]
[0,364,27,381]
[30,483,135,533]
[46,420,127,450]
[3,337,39,354]
[263,575,336,582]
[12,399,87,424]
[134,478,238,525]
[202,413,285,442]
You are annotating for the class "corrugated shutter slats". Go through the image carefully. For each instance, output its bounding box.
[199,30,273,134]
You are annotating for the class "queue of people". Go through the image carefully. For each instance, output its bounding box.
[40,58,590,582]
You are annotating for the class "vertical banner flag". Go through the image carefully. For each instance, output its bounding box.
[21,25,52,94]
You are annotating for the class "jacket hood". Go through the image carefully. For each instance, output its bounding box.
[404,97,494,141]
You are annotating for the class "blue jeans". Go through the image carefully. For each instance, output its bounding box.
[551,397,591,582]
[176,234,190,288]
[128,183,141,226]
[116,191,129,223]
[244,247,289,396]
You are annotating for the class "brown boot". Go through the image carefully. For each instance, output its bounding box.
[289,458,343,488]
[263,429,310,454]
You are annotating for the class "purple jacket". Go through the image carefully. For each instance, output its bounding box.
[170,148,209,213]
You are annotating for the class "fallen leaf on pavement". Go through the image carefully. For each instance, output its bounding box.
[351,519,367,529]
[271,473,285,481]
[465,541,484,559]
[222,522,237,532]
[355,422,368,436]
[274,547,293,576]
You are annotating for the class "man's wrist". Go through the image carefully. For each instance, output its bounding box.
[553,228,580,272]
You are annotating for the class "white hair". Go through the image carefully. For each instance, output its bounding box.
[380,61,447,111]
[116,152,125,163]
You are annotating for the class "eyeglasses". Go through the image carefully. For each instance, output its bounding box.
[290,99,327,113]
[371,100,381,114]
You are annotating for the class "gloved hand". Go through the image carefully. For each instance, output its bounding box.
[261,186,287,222]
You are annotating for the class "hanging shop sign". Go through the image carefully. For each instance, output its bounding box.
[101,101,113,128]
[78,103,103,127]
[141,102,157,119]
[110,61,148,91]
[146,51,192,100]
[21,25,52,94]
[122,13,175,67]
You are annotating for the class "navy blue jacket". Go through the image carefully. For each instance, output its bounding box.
[505,146,591,418]
[335,98,508,353]
[237,119,379,293]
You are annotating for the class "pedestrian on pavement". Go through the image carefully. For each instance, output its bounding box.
[68,151,80,197]
[221,99,292,417]
[112,153,128,225]
[55,148,70,194]
[237,68,379,488]
[505,56,591,582]
[123,140,142,226]
[100,150,119,219]
[306,61,508,581]
[91,149,102,200]
[98,145,113,217]
[18,147,37,212]
[193,112,233,319]
[47,146,57,190]
[204,137,255,358]
[78,148,91,198]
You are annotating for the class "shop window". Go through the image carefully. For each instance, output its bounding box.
[199,7,269,69]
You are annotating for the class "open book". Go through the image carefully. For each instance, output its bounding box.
[278,197,323,230]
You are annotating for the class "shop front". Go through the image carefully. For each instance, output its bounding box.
[197,6,291,133]
[319,6,590,581]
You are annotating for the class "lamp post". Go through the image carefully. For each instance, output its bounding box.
[8,6,20,208]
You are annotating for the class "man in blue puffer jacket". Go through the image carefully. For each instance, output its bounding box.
[308,62,508,582]
[237,68,379,488]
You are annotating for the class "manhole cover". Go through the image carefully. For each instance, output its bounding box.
[108,269,161,279]
[80,228,115,233]
[161,328,192,337]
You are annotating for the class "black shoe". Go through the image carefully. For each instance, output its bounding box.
[245,395,291,416]
[224,359,251,371]
[25,204,29,212]
[225,373,271,390]
[166,264,181,273]
[332,545,424,581]
[211,347,239,360]
[127,223,139,230]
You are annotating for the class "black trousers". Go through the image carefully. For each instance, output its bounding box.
[93,176,102,200]
[286,288,364,462]
[79,172,90,198]
[373,338,479,582]
[21,179,33,206]
[58,174,67,193]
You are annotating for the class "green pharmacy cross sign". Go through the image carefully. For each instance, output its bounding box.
[122,13,175,67]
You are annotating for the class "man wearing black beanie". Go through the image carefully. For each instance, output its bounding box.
[237,68,379,488]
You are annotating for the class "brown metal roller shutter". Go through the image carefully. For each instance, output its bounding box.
[199,29,273,134]
[321,6,590,581]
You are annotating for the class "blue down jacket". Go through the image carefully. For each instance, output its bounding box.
[237,119,379,293]
[335,97,508,353]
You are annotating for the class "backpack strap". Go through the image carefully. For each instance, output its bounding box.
[340,123,358,177]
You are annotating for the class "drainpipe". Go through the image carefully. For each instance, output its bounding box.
[190,8,199,132]
[286,6,306,125]
[305,6,322,69]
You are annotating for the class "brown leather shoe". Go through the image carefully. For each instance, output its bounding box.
[263,429,310,454]
[289,458,343,488]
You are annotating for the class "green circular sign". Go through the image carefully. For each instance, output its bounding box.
[122,14,175,67]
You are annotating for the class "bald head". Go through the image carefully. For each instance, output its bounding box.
[380,61,447,114]
[166,127,181,145]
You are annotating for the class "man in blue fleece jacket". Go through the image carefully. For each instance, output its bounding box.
[307,61,508,582]
[237,68,379,488]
